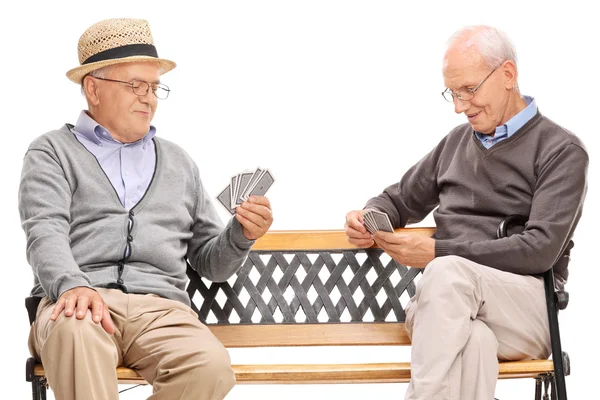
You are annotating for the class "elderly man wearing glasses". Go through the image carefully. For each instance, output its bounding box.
[345,25,587,400]
[18,18,273,400]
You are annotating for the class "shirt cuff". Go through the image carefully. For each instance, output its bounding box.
[229,218,255,250]
[434,239,452,258]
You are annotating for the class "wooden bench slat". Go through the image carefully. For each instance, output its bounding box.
[233,360,556,384]
[208,323,412,347]
[36,359,556,385]
[233,362,412,384]
[252,228,436,251]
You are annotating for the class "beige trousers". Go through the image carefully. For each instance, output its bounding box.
[404,256,551,400]
[29,288,235,400]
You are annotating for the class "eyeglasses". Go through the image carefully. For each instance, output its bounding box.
[441,65,499,103]
[90,76,170,100]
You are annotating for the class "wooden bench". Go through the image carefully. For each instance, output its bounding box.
[26,224,570,399]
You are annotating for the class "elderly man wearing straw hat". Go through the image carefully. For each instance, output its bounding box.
[18,18,273,400]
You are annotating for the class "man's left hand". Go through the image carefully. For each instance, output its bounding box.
[236,196,273,240]
[373,231,435,268]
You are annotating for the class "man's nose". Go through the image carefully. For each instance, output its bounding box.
[453,97,470,114]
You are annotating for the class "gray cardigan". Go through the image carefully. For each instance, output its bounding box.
[19,125,254,306]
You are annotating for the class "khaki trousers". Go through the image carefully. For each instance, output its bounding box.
[29,288,235,400]
[404,256,551,400]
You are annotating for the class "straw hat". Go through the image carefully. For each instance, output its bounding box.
[66,18,176,84]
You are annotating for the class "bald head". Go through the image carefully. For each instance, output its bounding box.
[443,25,517,71]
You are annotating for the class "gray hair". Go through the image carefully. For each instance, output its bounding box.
[80,65,115,96]
[447,25,517,69]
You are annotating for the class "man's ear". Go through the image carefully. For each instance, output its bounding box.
[502,60,518,91]
[82,76,101,106]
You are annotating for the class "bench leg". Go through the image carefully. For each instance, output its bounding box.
[31,376,47,400]
[535,377,542,400]
[537,374,556,400]
[552,361,567,400]
[543,269,568,400]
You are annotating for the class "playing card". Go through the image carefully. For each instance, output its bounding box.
[217,185,235,215]
[370,210,394,233]
[241,169,274,200]
[363,219,377,235]
[240,168,263,200]
[216,167,274,215]
[362,211,378,234]
[230,174,239,206]
[234,173,243,205]
[242,169,266,198]
[235,172,254,206]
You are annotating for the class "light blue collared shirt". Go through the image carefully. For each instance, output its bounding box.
[72,111,156,210]
[475,96,537,149]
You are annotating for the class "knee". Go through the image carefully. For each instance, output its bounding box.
[203,346,235,386]
[414,256,481,306]
[424,255,465,274]
[463,321,499,370]
[174,345,236,392]
[467,320,498,352]
[39,311,117,370]
[48,310,110,344]
[420,256,475,290]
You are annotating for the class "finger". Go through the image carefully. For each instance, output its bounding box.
[75,295,91,319]
[64,296,77,317]
[346,211,367,233]
[376,231,410,240]
[236,212,261,236]
[101,306,115,335]
[345,223,371,239]
[237,204,269,228]
[240,201,272,221]
[351,220,369,234]
[51,298,66,321]
[90,299,104,323]
[373,236,391,249]
[374,231,407,245]
[248,196,271,209]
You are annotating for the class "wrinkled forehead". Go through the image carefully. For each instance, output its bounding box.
[442,47,490,89]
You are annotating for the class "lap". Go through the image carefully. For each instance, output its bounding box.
[30,289,228,370]
[101,289,230,383]
[406,256,550,360]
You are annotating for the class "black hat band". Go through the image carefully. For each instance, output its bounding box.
[82,43,158,65]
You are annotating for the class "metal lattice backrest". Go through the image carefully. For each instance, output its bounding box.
[186,248,421,325]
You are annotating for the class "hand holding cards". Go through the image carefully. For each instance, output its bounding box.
[362,209,394,234]
[217,168,275,215]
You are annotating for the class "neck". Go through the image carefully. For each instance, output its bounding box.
[501,93,528,126]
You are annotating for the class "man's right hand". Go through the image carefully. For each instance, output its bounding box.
[345,210,375,248]
[51,287,115,334]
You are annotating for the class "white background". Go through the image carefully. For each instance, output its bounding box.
[1,1,597,399]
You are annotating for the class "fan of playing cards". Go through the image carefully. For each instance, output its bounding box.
[362,209,394,234]
[216,168,275,215]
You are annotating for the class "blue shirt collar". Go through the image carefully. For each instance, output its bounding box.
[475,95,537,141]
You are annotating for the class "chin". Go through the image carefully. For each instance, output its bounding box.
[469,121,492,134]
[135,123,151,134]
